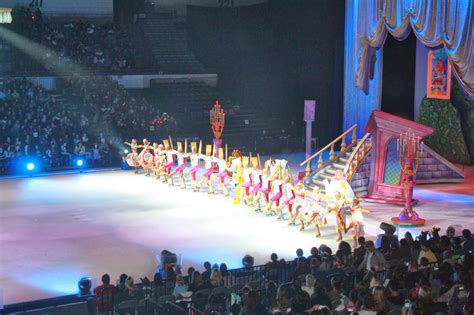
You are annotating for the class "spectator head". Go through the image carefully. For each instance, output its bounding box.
[405,232,414,243]
[338,241,351,255]
[204,261,211,271]
[230,303,241,315]
[310,258,319,270]
[310,246,318,257]
[420,257,429,268]
[175,273,184,286]
[446,226,456,238]
[358,236,366,247]
[271,253,278,262]
[331,278,342,292]
[119,273,128,285]
[305,274,315,288]
[462,229,472,239]
[400,238,408,247]
[365,240,375,253]
[101,274,110,285]
[409,260,419,272]
[187,266,195,277]
[191,271,202,286]
[296,248,304,258]
[219,263,228,274]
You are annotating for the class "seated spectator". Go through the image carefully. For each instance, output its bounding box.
[219,263,229,277]
[188,271,206,293]
[358,240,387,273]
[310,284,332,310]
[417,241,438,264]
[209,264,224,287]
[172,274,188,298]
[125,276,143,300]
[302,274,315,296]
[372,285,386,313]
[202,261,212,281]
[204,294,226,315]
[385,280,404,311]
[93,274,115,312]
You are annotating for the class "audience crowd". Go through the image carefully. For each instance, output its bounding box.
[9,7,155,73]
[0,77,176,174]
[92,226,474,314]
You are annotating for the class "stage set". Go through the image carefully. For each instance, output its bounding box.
[0,107,473,305]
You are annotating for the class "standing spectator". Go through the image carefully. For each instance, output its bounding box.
[462,229,474,254]
[93,274,115,313]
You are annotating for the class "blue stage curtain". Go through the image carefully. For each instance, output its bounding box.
[355,0,473,100]
[343,0,383,137]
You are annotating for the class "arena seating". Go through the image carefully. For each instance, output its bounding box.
[3,226,473,314]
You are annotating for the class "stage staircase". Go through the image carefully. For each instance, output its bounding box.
[300,124,372,192]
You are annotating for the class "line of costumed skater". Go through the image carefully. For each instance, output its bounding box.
[123,138,369,246]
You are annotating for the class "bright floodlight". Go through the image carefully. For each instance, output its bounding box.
[124,149,129,154]
[76,159,84,167]
[26,163,35,171]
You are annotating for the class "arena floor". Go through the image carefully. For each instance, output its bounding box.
[0,166,473,305]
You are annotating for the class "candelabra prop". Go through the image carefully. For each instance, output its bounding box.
[210,100,225,154]
[391,128,426,226]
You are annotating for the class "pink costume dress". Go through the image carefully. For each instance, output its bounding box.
[259,176,271,203]
[189,154,201,181]
[202,156,215,180]
[282,183,296,213]
[173,153,187,175]
[216,159,229,183]
[164,151,175,174]
[242,168,253,195]
[270,180,283,207]
[251,172,262,195]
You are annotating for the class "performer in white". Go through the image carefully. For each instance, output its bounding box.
[199,145,217,194]
[323,169,355,204]
[123,139,140,174]
[138,139,154,176]
[214,148,231,196]
[249,157,263,211]
[346,196,369,247]
[280,175,296,220]
[188,142,202,192]
[241,157,253,205]
[288,181,307,228]
[304,187,328,237]
[169,142,188,189]
[161,140,176,186]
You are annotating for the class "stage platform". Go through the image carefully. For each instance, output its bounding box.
[0,163,473,305]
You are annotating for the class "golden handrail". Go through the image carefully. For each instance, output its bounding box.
[300,124,357,166]
[344,132,372,181]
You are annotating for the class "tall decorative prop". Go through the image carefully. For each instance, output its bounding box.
[391,128,426,226]
[210,100,225,154]
[304,100,316,159]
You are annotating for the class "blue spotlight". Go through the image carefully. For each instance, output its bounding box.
[124,149,129,154]
[76,159,84,167]
[26,162,35,171]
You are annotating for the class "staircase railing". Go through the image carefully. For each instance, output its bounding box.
[300,124,358,178]
[343,132,372,181]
